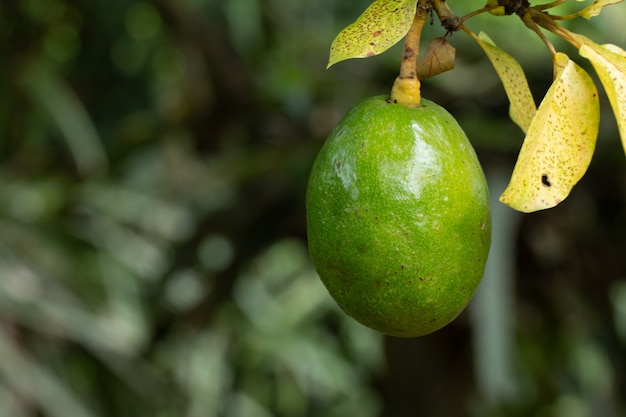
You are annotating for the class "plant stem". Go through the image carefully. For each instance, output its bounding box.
[430,0,462,31]
[461,5,498,22]
[390,3,428,107]
[536,0,567,11]
[527,8,581,49]
[522,12,557,55]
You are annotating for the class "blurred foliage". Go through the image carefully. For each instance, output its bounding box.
[0,0,625,416]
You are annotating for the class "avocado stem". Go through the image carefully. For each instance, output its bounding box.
[390,3,428,107]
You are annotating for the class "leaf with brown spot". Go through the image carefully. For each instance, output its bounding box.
[327,0,419,68]
[499,53,599,213]
[473,32,537,133]
[415,37,456,79]
[577,35,626,155]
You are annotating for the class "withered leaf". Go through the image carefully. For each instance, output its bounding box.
[416,37,456,80]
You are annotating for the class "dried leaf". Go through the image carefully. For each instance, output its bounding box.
[499,53,599,213]
[475,32,537,133]
[327,0,419,68]
[578,37,626,155]
[416,37,456,79]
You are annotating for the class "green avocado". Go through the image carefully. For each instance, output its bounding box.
[306,96,491,337]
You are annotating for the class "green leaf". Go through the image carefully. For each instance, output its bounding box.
[578,37,626,155]
[499,53,599,213]
[475,32,537,133]
[327,0,418,68]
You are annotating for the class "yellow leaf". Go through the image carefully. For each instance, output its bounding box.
[499,53,599,213]
[579,0,623,19]
[327,0,418,68]
[578,38,626,155]
[475,32,537,133]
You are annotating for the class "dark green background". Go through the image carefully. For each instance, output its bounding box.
[1,1,625,416]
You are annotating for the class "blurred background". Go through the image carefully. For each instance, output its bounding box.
[1,0,625,416]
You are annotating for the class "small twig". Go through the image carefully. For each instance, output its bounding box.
[430,0,463,33]
[522,13,558,58]
[529,8,582,48]
[535,0,567,11]
[460,5,501,23]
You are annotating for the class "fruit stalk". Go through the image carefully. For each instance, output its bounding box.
[390,3,428,107]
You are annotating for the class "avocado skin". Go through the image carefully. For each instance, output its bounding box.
[306,96,491,337]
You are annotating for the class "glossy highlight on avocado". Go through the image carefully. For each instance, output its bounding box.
[306,96,491,337]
